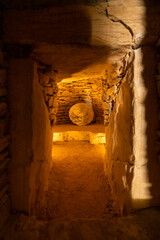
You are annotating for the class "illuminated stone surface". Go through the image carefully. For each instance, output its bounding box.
[69,103,94,126]
[56,78,104,124]
[1,1,160,238]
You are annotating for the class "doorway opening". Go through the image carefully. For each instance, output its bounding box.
[43,77,115,220]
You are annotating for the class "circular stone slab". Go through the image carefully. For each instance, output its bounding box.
[69,103,94,126]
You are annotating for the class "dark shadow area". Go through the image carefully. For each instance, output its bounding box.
[1,0,109,10]
[140,0,160,206]
[3,6,92,45]
[2,5,111,79]
[1,1,112,220]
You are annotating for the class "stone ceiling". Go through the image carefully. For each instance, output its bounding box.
[3,0,156,81]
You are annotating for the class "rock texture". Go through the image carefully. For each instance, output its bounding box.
[38,66,58,125]
[3,208,160,240]
[0,2,160,236]
[56,78,104,124]
[69,103,94,126]
[2,0,147,82]
[8,59,53,218]
[0,44,10,234]
[56,52,134,126]
[105,78,134,215]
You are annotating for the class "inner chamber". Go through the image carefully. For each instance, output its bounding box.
[8,48,134,222]
[48,78,111,220]
[35,65,125,220]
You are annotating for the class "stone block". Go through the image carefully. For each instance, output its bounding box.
[156,75,160,81]
[39,71,50,86]
[0,193,9,210]
[157,63,160,74]
[0,69,7,86]
[0,150,9,162]
[0,199,10,231]
[48,96,54,107]
[0,185,9,200]
[156,80,160,96]
[0,87,7,97]
[0,103,8,118]
[0,173,8,189]
[106,85,117,96]
[49,107,57,114]
[111,78,121,86]
[69,103,94,126]
[0,118,9,136]
[44,86,53,96]
[102,102,112,109]
[0,158,9,173]
[0,135,10,152]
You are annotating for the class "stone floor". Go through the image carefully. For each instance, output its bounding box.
[3,208,160,240]
[37,141,114,220]
[3,139,160,240]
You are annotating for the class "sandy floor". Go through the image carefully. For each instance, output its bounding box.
[3,135,160,240]
[42,141,113,220]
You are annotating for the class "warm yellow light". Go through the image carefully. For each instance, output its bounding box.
[131,48,153,207]
[53,131,106,144]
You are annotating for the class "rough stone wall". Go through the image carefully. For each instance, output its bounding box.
[56,53,135,126]
[8,59,33,213]
[8,59,53,217]
[29,64,53,217]
[0,49,10,232]
[131,45,160,209]
[1,0,160,220]
[105,73,134,215]
[156,40,160,120]
[56,78,104,124]
[38,67,58,126]
[102,52,134,126]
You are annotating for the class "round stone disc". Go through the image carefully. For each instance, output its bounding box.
[69,103,94,126]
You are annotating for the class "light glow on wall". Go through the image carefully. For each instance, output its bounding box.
[53,131,106,145]
[131,48,153,206]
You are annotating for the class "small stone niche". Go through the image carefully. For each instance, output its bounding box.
[56,78,104,125]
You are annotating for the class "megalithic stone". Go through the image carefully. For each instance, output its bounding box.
[69,102,94,126]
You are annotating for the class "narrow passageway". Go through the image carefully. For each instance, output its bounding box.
[45,141,113,220]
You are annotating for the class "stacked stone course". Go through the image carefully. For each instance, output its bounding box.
[56,78,104,125]
[56,53,132,126]
[38,67,58,126]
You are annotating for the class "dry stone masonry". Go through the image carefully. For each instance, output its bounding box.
[38,66,58,126]
[56,52,134,126]
[102,52,134,125]
[56,78,104,124]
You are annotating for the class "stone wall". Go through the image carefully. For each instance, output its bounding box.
[8,59,33,213]
[102,52,134,126]
[56,78,104,124]
[1,0,160,222]
[8,59,53,217]
[38,67,58,126]
[56,52,134,126]
[156,40,160,120]
[30,64,53,217]
[0,49,10,233]
[105,76,134,215]
[131,45,160,209]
